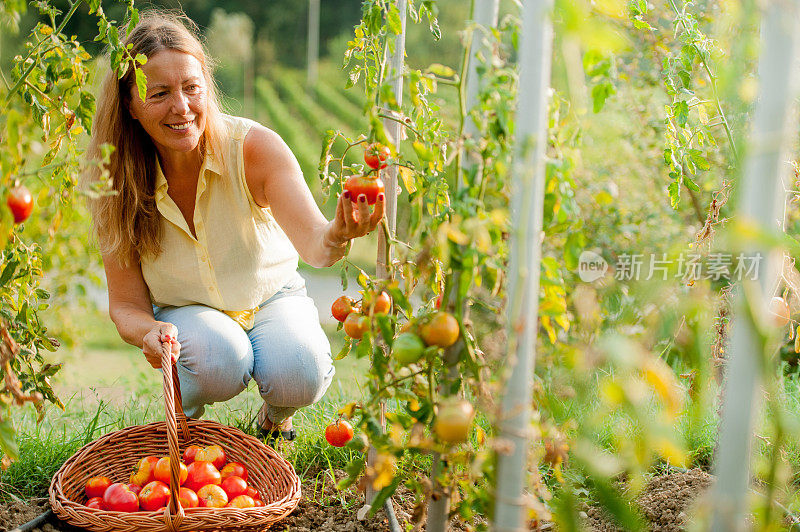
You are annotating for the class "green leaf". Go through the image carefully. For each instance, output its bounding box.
[368,474,403,517]
[0,260,18,286]
[335,337,353,360]
[135,53,147,65]
[426,63,456,78]
[0,415,19,461]
[673,101,689,127]
[386,4,403,34]
[668,180,681,208]
[682,175,700,191]
[134,67,147,102]
[687,149,710,171]
[591,82,615,113]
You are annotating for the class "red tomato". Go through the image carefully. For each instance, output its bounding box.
[343,175,384,205]
[103,482,140,512]
[85,476,112,499]
[343,313,369,340]
[154,456,188,486]
[184,461,222,492]
[365,290,391,315]
[183,445,203,464]
[228,495,256,508]
[6,185,33,224]
[127,483,142,496]
[245,486,259,500]
[178,486,199,509]
[138,480,171,511]
[325,420,354,447]
[86,497,105,510]
[220,476,248,499]
[253,498,265,507]
[197,484,228,508]
[220,462,248,481]
[331,296,355,323]
[129,456,159,487]
[364,143,390,170]
[195,444,226,470]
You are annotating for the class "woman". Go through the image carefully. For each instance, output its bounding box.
[85,12,384,441]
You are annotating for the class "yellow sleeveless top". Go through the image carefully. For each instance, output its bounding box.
[140,114,299,328]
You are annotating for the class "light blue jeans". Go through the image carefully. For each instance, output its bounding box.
[153,272,335,423]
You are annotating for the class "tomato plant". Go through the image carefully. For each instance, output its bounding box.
[5,186,33,224]
[325,419,354,447]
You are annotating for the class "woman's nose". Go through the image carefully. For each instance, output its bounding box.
[171,92,190,114]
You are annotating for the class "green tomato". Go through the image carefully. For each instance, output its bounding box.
[392,332,425,365]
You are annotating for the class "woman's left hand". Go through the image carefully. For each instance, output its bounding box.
[323,190,386,258]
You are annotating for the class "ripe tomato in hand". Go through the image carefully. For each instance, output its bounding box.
[85,476,112,499]
[344,175,384,205]
[138,480,171,511]
[325,419,354,447]
[343,312,369,340]
[364,143,390,170]
[103,482,140,512]
[331,296,355,323]
[6,185,33,224]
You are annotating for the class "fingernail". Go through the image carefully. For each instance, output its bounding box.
[378,193,385,201]
[343,191,350,199]
[359,195,366,203]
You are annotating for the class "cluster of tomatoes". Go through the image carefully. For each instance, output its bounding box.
[82,444,263,512]
[5,185,33,224]
[331,289,392,340]
[342,143,389,205]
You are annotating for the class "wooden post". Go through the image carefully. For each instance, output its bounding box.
[492,0,553,530]
[426,2,499,531]
[307,0,320,87]
[710,3,800,530]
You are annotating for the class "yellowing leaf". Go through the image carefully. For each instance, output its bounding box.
[593,0,626,19]
[337,402,359,419]
[447,226,469,246]
[398,166,417,194]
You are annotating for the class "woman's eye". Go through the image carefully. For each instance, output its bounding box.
[151,91,167,98]
[186,85,200,93]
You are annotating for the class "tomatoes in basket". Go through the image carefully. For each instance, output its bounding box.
[183,444,203,464]
[178,486,199,509]
[197,484,228,508]
[364,143,390,170]
[228,495,256,508]
[195,444,226,469]
[139,480,171,511]
[103,482,140,512]
[154,456,188,486]
[86,497,105,510]
[185,461,222,492]
[344,175,384,205]
[130,456,160,487]
[221,475,248,499]
[85,476,112,499]
[331,296,355,323]
[220,461,248,481]
[325,420,354,447]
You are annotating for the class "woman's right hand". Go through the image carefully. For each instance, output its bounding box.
[142,322,180,369]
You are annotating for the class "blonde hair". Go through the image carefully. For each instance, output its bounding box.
[86,11,228,266]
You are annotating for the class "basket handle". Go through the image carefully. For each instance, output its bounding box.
[161,344,190,531]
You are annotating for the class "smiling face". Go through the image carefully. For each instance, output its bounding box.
[127,49,208,157]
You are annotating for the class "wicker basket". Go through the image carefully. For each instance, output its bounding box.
[49,347,301,531]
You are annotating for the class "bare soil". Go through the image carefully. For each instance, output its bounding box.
[583,468,714,531]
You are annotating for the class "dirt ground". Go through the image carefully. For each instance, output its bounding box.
[0,468,714,531]
[0,469,474,532]
[583,468,714,531]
